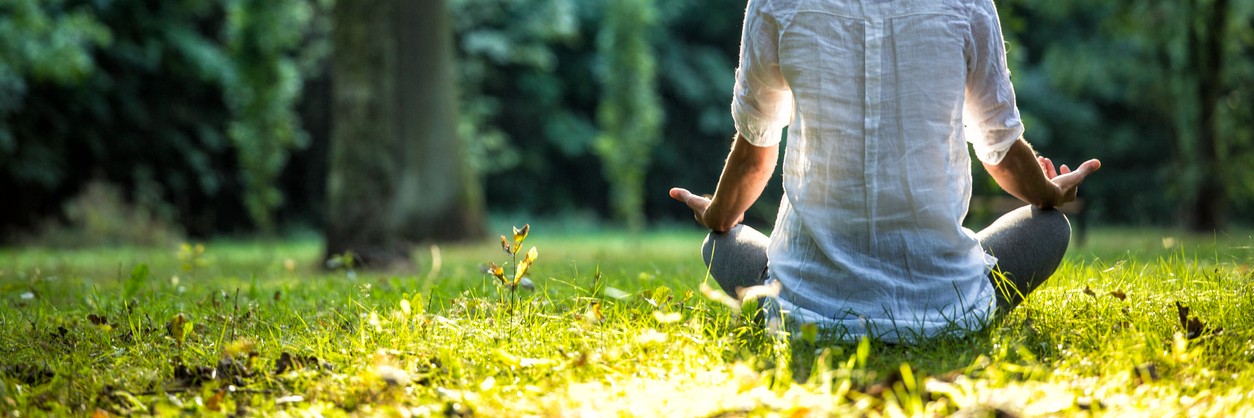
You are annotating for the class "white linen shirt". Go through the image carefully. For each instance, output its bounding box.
[731,0,1024,342]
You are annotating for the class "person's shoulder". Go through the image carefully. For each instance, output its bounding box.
[884,0,977,19]
[751,0,792,13]
[935,0,981,15]
[749,0,802,23]
[963,0,1000,16]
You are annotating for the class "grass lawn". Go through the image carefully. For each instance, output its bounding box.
[1,225,1252,416]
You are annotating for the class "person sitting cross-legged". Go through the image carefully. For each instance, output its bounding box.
[668,0,1100,343]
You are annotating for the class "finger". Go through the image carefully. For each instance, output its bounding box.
[669,187,690,201]
[671,188,708,208]
[675,190,711,212]
[1056,159,1102,185]
[1052,160,1102,190]
[1042,157,1058,178]
[670,188,709,216]
[1076,159,1102,174]
[1059,164,1071,175]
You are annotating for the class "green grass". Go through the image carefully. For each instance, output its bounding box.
[1,227,1252,416]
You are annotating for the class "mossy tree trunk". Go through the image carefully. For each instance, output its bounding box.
[324,0,484,269]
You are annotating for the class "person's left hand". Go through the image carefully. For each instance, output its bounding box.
[1037,156,1101,207]
[669,187,741,231]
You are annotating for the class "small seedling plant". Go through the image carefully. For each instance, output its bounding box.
[485,224,538,304]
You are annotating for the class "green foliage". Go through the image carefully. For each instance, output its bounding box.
[0,0,755,233]
[451,0,579,176]
[0,0,326,237]
[223,0,327,231]
[0,0,110,181]
[451,0,745,222]
[1000,0,1254,227]
[0,0,110,90]
[7,0,1254,236]
[594,0,664,232]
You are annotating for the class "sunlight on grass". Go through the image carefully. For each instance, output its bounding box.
[0,228,1251,416]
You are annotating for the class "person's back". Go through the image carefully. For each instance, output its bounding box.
[737,0,1021,340]
[670,0,1099,343]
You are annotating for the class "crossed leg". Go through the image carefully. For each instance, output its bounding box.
[700,205,1072,312]
[976,205,1071,311]
[701,225,771,297]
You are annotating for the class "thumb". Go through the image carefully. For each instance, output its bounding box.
[1076,159,1101,175]
[671,187,712,213]
[1053,159,1101,189]
[1067,159,1101,180]
[669,187,691,201]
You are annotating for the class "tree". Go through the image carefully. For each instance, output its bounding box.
[324,0,484,268]
[1105,0,1246,231]
[999,0,1254,231]
[224,0,319,232]
[1173,0,1232,231]
[594,0,663,232]
[445,0,748,225]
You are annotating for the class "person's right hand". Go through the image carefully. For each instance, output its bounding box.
[669,187,744,232]
[1038,156,1101,207]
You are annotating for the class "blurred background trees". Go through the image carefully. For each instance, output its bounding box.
[0,0,327,240]
[323,0,484,267]
[1000,0,1254,232]
[595,0,663,232]
[1,0,1251,248]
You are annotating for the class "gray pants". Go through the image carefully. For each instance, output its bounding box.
[702,206,1070,312]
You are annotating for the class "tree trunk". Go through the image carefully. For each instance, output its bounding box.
[324,0,484,269]
[393,0,486,242]
[1182,0,1229,232]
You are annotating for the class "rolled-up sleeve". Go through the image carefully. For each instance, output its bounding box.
[731,0,793,147]
[963,0,1023,165]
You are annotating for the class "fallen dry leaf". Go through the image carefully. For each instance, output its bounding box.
[1175,301,1222,339]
